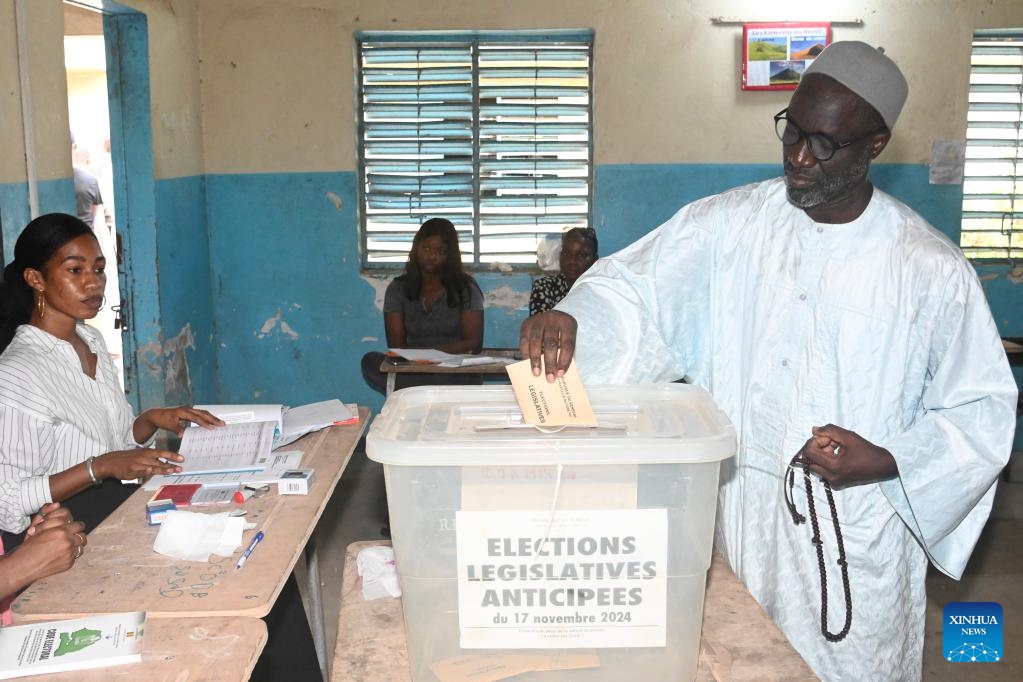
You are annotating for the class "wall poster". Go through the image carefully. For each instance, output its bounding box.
[742,22,832,91]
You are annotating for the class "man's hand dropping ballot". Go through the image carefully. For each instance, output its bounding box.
[506,358,597,428]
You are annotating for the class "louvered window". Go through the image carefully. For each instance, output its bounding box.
[961,30,1023,259]
[356,32,593,268]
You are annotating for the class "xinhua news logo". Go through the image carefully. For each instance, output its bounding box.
[943,602,1002,663]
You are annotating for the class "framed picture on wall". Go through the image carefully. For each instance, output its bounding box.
[742,22,832,91]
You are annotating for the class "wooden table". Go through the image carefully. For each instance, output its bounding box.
[381,348,519,396]
[13,410,369,680]
[18,616,266,681]
[332,541,817,681]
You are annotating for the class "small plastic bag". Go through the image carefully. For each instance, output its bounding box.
[356,545,402,600]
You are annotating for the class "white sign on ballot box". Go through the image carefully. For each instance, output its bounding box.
[455,509,667,649]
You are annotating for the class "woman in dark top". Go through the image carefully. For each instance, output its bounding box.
[529,227,598,316]
[361,218,484,395]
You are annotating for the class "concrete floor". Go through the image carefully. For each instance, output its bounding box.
[306,442,1022,681]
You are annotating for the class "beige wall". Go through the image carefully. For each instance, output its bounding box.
[0,1,24,184]
[196,0,1023,175]
[0,0,71,184]
[135,0,204,179]
[0,0,203,185]
[1,0,1022,185]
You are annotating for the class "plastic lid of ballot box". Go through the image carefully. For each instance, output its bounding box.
[368,384,737,682]
[367,382,736,465]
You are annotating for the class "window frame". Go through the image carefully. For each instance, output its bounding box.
[355,30,595,272]
[960,29,1023,261]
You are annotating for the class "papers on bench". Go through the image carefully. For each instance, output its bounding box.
[387,348,516,368]
[437,355,516,368]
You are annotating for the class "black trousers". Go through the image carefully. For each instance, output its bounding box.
[250,572,322,682]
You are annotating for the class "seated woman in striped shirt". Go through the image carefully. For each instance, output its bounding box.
[0,213,223,543]
[529,227,598,316]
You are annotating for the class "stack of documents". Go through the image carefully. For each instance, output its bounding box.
[280,399,357,447]
[144,399,356,491]
[194,400,356,449]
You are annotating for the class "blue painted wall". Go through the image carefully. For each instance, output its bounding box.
[201,162,1020,422]
[205,172,369,406]
[154,175,216,403]
[0,179,76,256]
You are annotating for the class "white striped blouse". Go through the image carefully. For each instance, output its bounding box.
[0,324,141,533]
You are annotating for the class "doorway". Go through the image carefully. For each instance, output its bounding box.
[63,2,124,386]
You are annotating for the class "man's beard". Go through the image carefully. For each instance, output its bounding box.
[785,145,873,209]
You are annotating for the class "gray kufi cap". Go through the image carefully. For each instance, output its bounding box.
[801,41,908,130]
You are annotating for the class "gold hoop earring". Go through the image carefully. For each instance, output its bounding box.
[37,292,46,319]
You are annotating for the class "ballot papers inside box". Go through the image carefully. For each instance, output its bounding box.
[367,384,736,682]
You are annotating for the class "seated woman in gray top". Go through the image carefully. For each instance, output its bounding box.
[361,218,484,395]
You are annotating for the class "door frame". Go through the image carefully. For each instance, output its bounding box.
[93,2,159,413]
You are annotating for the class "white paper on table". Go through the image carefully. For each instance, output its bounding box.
[387,348,458,363]
[281,399,354,443]
[436,355,516,368]
[153,510,246,561]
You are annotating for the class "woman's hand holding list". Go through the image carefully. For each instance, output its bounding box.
[94,448,184,480]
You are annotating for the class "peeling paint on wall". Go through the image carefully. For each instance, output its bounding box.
[486,285,529,310]
[279,320,299,339]
[362,336,379,343]
[137,340,164,378]
[257,308,300,341]
[164,323,196,397]
[1009,265,1023,285]
[362,274,393,310]
[325,191,344,210]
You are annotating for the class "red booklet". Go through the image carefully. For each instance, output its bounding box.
[149,483,202,507]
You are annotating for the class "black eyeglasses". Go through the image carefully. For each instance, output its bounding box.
[774,108,887,162]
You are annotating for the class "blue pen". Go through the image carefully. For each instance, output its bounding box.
[235,530,265,570]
